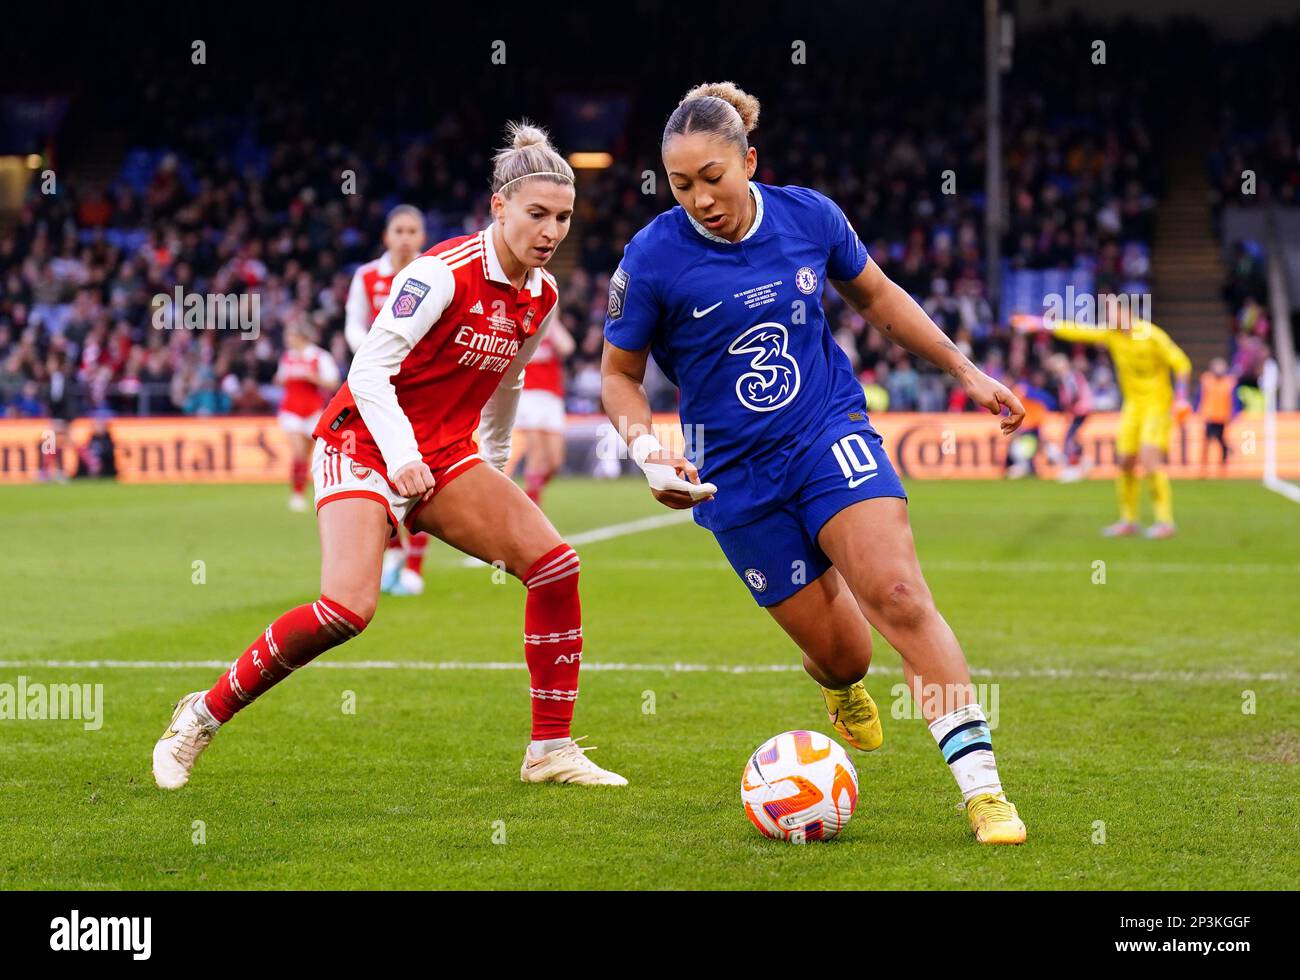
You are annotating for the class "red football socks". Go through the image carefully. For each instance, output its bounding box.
[204,595,367,722]
[405,532,430,574]
[522,543,582,740]
[202,545,583,740]
[524,469,553,504]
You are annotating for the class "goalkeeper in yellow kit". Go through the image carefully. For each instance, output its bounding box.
[1013,298,1192,538]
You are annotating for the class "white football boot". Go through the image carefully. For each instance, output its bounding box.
[388,567,425,597]
[152,691,220,789]
[520,737,628,786]
[380,546,405,593]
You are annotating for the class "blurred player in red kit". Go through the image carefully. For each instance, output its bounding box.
[344,205,435,595]
[1046,352,1094,483]
[344,205,427,352]
[153,122,626,790]
[276,321,340,511]
[512,316,574,506]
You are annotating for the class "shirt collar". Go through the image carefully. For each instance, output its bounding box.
[481,225,543,297]
[686,181,765,245]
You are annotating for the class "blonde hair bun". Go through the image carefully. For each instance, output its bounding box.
[507,121,551,151]
[491,119,575,195]
[680,81,760,133]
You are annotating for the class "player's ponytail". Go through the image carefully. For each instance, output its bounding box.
[662,81,761,154]
[491,120,575,197]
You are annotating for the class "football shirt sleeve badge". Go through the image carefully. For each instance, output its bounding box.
[392,278,430,318]
[608,266,629,320]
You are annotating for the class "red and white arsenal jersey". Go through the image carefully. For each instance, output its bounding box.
[315,228,559,476]
[521,329,564,397]
[278,344,340,416]
[344,252,397,352]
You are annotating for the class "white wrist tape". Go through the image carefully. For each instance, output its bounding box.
[630,433,665,469]
[629,433,717,501]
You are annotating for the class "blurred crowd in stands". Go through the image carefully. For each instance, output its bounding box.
[1221,242,1275,382]
[1208,18,1300,211]
[0,8,1293,431]
[1207,16,1299,377]
[1201,16,1294,382]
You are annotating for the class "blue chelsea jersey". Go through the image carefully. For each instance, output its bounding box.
[605,182,874,532]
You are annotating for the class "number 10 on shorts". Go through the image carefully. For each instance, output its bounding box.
[831,433,878,487]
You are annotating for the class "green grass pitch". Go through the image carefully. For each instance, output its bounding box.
[1,476,1297,889]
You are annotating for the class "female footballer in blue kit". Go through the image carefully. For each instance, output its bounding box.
[601,82,1029,843]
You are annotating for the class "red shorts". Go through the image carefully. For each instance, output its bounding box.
[311,437,483,537]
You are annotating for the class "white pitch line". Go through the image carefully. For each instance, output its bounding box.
[457,510,696,567]
[0,659,1289,684]
[449,556,1300,575]
[565,510,697,545]
[931,558,1300,575]
[447,510,1298,574]
[1265,477,1300,505]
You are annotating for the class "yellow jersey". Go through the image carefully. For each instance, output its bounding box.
[1051,319,1191,405]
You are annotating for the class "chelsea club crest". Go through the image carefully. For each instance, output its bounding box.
[795,266,818,294]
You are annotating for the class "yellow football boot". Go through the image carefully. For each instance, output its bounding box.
[965,792,1027,845]
[820,680,883,751]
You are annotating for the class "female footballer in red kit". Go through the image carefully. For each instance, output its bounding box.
[152,123,627,789]
[343,204,438,596]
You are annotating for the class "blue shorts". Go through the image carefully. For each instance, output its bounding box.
[711,426,907,607]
